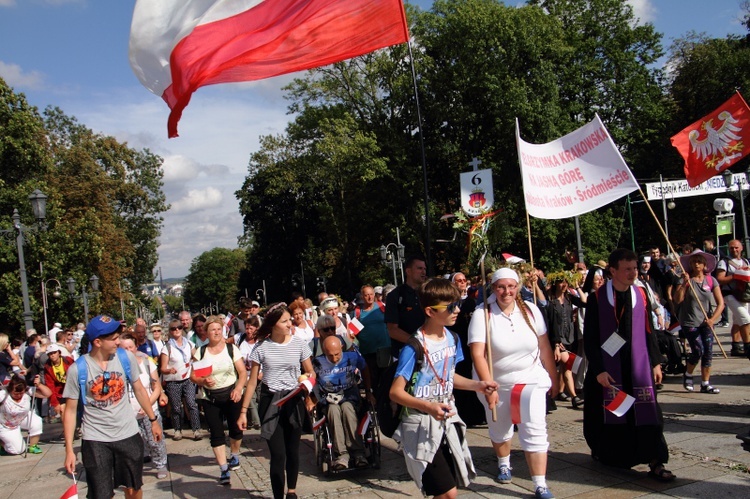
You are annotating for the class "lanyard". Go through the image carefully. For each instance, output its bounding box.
[420,329,451,389]
[612,292,626,330]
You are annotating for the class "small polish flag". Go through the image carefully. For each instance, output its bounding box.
[565,352,583,374]
[667,321,681,334]
[275,378,316,407]
[357,411,372,437]
[348,318,364,336]
[60,483,78,499]
[605,388,635,417]
[312,415,326,431]
[510,383,536,424]
[192,358,212,378]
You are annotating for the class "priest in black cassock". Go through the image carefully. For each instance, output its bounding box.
[583,248,675,482]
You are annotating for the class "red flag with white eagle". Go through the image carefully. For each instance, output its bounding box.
[510,383,536,425]
[129,0,410,138]
[671,92,750,187]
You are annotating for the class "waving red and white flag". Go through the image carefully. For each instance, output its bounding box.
[274,377,316,407]
[604,387,635,417]
[357,411,371,437]
[129,0,410,137]
[60,483,78,499]
[510,383,536,425]
[192,358,213,378]
[348,317,364,337]
[671,92,750,187]
[564,352,582,375]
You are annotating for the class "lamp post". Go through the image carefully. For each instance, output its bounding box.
[67,275,100,323]
[721,169,750,252]
[380,237,406,285]
[41,277,61,337]
[0,189,48,331]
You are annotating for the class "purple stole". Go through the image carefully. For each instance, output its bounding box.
[598,282,658,425]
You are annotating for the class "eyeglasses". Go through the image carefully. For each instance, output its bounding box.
[152,329,162,333]
[319,326,336,333]
[453,278,467,283]
[169,326,183,331]
[100,372,112,396]
[430,301,461,312]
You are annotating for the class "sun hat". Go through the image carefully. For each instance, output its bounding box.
[679,250,717,274]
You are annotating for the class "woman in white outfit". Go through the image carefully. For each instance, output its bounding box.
[469,268,559,499]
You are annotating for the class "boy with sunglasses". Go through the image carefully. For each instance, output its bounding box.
[63,315,163,499]
[390,278,497,498]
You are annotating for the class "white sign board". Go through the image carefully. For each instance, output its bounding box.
[644,173,749,201]
[516,115,639,219]
[460,169,494,216]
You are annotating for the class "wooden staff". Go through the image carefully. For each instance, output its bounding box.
[480,251,497,422]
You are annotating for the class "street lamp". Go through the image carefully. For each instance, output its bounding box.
[67,275,100,323]
[255,289,267,306]
[41,277,61,336]
[380,241,406,285]
[721,169,750,252]
[0,189,48,331]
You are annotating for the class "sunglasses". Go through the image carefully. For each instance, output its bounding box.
[430,301,461,312]
[152,329,162,333]
[319,326,336,333]
[100,372,112,396]
[454,278,467,283]
[170,326,183,331]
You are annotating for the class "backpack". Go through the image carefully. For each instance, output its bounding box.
[76,348,133,406]
[198,342,238,378]
[374,330,459,438]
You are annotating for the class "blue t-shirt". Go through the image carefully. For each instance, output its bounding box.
[394,330,463,403]
[352,305,389,355]
[313,351,366,404]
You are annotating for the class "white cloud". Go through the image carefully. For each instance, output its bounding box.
[0,60,45,90]
[170,186,223,214]
[626,0,657,25]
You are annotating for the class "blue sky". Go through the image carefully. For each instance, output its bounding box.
[0,0,747,278]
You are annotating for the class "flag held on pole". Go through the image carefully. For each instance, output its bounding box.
[671,92,750,187]
[129,0,410,138]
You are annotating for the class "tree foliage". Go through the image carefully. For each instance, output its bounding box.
[183,247,247,312]
[236,0,671,297]
[0,78,167,336]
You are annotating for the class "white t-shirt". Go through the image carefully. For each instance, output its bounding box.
[129,355,158,418]
[468,300,549,387]
[0,388,33,429]
[292,322,315,343]
[161,338,193,382]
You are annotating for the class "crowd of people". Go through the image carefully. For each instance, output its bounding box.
[2,240,748,499]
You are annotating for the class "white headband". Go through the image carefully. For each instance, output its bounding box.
[490,267,519,284]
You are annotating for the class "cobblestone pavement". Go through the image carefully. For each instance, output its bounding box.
[3,325,750,498]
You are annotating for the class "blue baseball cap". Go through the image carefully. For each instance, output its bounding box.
[86,315,122,341]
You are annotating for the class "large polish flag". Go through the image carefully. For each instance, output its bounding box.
[129,0,410,138]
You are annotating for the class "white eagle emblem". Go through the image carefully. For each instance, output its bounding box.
[689,110,745,170]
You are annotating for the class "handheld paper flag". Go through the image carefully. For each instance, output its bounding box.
[564,352,582,375]
[274,378,316,407]
[357,411,372,437]
[510,383,536,425]
[348,318,364,336]
[604,387,635,417]
[192,358,212,378]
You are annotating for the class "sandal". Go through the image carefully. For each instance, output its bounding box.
[700,384,720,394]
[648,464,676,482]
[683,374,694,392]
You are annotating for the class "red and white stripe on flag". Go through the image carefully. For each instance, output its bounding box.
[357,411,371,437]
[312,415,326,431]
[60,483,78,499]
[348,317,364,336]
[605,388,635,417]
[565,352,582,375]
[192,358,213,378]
[129,0,410,138]
[274,377,316,407]
[510,383,536,425]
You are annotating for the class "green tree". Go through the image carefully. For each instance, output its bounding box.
[183,248,247,312]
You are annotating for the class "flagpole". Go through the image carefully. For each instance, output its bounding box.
[406,40,432,275]
[479,251,497,422]
[525,211,537,306]
[635,184,727,358]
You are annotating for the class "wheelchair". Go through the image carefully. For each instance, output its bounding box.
[312,394,381,476]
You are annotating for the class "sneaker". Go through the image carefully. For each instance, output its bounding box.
[700,384,720,394]
[173,430,183,441]
[193,429,203,441]
[683,374,694,392]
[27,444,42,454]
[535,486,555,499]
[496,465,512,483]
[227,455,240,470]
[219,468,230,485]
[156,467,168,479]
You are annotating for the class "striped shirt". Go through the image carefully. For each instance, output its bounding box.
[250,336,312,392]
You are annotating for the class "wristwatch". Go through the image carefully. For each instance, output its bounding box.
[148,415,158,422]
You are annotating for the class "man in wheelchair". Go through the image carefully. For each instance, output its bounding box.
[312,335,376,471]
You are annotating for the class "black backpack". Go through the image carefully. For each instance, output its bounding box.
[374,331,458,438]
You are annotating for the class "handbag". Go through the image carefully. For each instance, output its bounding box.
[204,385,233,404]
